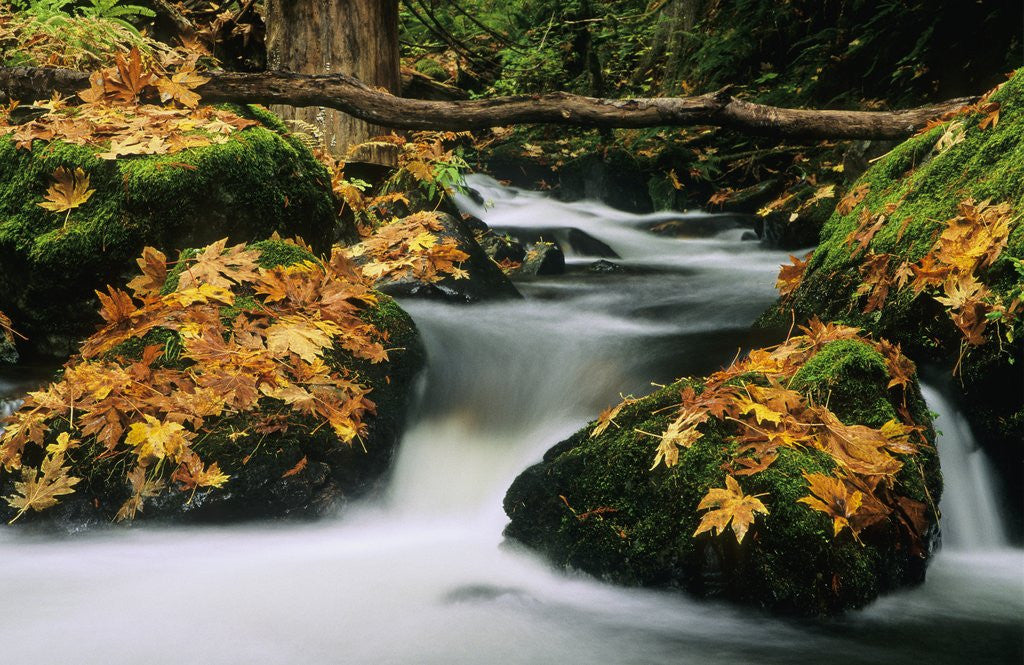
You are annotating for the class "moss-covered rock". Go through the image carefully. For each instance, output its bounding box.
[0,239,424,528]
[0,115,340,357]
[355,212,521,302]
[503,335,940,616]
[759,69,1024,487]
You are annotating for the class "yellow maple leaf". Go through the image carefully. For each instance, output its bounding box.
[124,414,193,463]
[796,472,865,539]
[172,456,229,491]
[734,394,784,426]
[651,410,706,469]
[776,254,809,297]
[408,232,438,251]
[5,452,81,523]
[156,68,211,109]
[37,166,95,214]
[266,315,340,363]
[693,475,769,543]
[591,400,627,438]
[164,283,236,307]
[115,464,166,522]
[45,432,79,455]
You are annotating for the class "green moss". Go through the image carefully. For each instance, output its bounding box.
[250,238,317,268]
[791,339,897,427]
[104,326,182,365]
[0,123,339,354]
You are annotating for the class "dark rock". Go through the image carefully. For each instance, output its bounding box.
[519,241,565,276]
[0,241,426,529]
[719,178,784,214]
[587,259,627,274]
[755,183,834,249]
[759,70,1024,530]
[557,148,653,213]
[477,230,527,264]
[567,229,619,258]
[642,213,754,238]
[0,116,339,359]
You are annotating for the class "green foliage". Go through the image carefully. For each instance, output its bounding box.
[401,0,1020,106]
[1,0,160,68]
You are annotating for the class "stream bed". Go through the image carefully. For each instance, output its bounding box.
[0,177,1020,664]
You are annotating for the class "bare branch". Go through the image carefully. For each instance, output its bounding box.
[0,66,974,140]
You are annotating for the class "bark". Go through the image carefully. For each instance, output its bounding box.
[0,66,973,141]
[147,0,197,38]
[264,0,400,163]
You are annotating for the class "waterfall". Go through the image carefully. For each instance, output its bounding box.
[922,384,1010,550]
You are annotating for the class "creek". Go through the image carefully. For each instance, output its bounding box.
[0,176,1019,664]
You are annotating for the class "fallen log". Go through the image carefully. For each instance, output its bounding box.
[0,66,974,140]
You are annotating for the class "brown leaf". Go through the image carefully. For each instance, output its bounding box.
[797,472,865,539]
[37,166,95,213]
[282,455,308,478]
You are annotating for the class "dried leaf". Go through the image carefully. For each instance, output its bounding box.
[5,452,80,523]
[797,472,864,538]
[693,475,768,544]
[37,166,95,213]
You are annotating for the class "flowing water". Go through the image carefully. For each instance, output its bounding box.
[0,177,1020,664]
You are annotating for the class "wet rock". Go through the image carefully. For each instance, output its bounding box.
[754,183,834,249]
[759,68,1024,516]
[0,239,425,528]
[373,213,522,303]
[719,178,784,214]
[587,259,627,274]
[556,148,653,213]
[519,241,565,276]
[643,214,754,238]
[567,229,619,258]
[477,230,527,264]
[504,336,941,616]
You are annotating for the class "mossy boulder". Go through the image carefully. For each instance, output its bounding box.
[0,113,340,357]
[0,239,424,528]
[759,69,1024,488]
[503,336,940,615]
[359,212,521,302]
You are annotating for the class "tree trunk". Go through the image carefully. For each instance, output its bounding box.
[265,0,400,164]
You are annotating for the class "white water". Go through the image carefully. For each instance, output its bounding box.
[0,179,1020,664]
[924,385,1010,550]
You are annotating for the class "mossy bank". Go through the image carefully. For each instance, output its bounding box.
[760,69,1024,502]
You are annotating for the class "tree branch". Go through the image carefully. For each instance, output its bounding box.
[0,66,974,140]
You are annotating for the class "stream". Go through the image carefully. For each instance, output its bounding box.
[0,176,1020,664]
